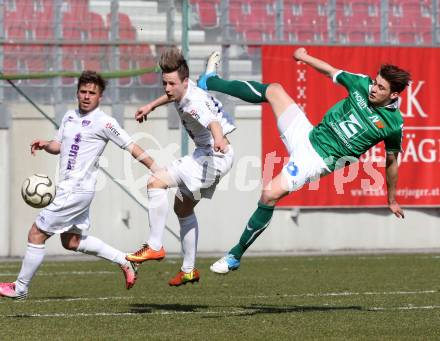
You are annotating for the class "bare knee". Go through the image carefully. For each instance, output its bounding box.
[265,83,295,118]
[147,177,164,189]
[61,233,81,251]
[173,200,194,218]
[27,223,50,245]
[266,83,284,96]
[147,170,173,190]
[260,189,283,206]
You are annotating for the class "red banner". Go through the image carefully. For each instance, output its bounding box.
[262,46,440,207]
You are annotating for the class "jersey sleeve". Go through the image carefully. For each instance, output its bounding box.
[384,125,403,153]
[333,70,370,92]
[54,112,69,143]
[102,117,133,149]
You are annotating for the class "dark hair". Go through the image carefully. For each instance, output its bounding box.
[77,70,107,93]
[159,47,189,81]
[379,64,411,93]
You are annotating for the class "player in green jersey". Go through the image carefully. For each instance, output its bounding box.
[197,47,411,274]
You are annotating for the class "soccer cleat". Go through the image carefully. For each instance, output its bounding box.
[0,282,27,300]
[210,254,240,274]
[120,261,138,290]
[197,51,221,90]
[168,269,200,286]
[125,244,166,263]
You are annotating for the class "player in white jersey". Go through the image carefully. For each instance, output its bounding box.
[126,47,235,286]
[0,71,159,300]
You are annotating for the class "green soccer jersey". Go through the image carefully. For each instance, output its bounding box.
[309,70,403,171]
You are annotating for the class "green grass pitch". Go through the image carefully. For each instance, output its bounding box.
[1,254,440,340]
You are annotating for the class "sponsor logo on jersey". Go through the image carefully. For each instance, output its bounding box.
[330,110,368,149]
[369,115,385,129]
[375,121,385,128]
[67,116,74,122]
[286,161,299,176]
[353,90,368,110]
[67,133,81,170]
[338,113,363,139]
[189,109,200,120]
[105,122,120,137]
[82,120,91,127]
[205,101,213,112]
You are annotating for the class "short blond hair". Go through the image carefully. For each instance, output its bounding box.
[159,47,189,81]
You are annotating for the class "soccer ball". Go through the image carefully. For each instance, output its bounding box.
[21,174,56,208]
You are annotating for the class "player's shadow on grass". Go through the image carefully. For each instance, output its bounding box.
[129,303,209,314]
[202,304,362,318]
[237,304,363,316]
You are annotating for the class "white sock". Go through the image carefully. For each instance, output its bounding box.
[146,188,169,251]
[179,214,198,273]
[76,235,126,266]
[16,243,46,293]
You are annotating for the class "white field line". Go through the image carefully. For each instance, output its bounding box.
[368,305,440,311]
[3,305,440,318]
[0,271,114,277]
[1,254,440,270]
[0,289,437,305]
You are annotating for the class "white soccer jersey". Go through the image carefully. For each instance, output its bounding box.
[174,80,236,149]
[54,107,133,192]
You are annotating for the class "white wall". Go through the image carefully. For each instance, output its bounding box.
[0,129,10,256]
[5,103,440,257]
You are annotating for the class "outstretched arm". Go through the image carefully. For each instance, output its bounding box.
[31,139,61,155]
[208,121,228,153]
[386,151,404,218]
[135,94,174,123]
[293,47,339,79]
[127,142,161,173]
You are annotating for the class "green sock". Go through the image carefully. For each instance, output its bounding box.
[229,202,274,260]
[206,76,269,103]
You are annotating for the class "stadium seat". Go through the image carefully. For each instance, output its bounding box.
[26,45,51,85]
[336,0,380,44]
[2,45,23,82]
[229,0,244,29]
[106,12,137,41]
[118,46,135,87]
[4,11,29,41]
[35,21,53,40]
[284,0,328,43]
[134,45,159,87]
[105,12,137,85]
[228,0,276,44]
[388,0,432,44]
[89,12,108,41]
[191,0,220,29]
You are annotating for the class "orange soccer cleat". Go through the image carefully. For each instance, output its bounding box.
[168,269,200,286]
[125,244,166,263]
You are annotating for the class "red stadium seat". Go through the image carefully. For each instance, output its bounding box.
[229,0,276,43]
[284,0,328,43]
[118,46,135,86]
[105,12,137,85]
[336,0,380,44]
[388,0,432,42]
[89,12,108,41]
[192,0,220,28]
[134,45,159,86]
[26,45,51,85]
[106,12,136,40]
[4,11,29,41]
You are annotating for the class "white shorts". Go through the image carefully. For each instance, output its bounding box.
[278,104,330,192]
[167,146,234,200]
[35,189,94,235]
